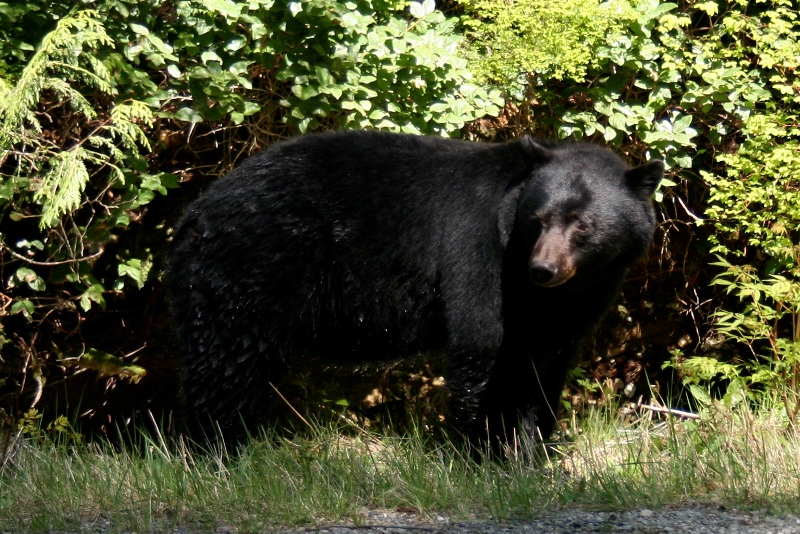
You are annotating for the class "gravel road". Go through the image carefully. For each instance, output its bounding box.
[264,504,800,534]
[42,503,800,533]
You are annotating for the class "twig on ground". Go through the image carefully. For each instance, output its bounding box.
[640,404,700,420]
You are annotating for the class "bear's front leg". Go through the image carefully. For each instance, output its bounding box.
[440,290,506,447]
[482,338,577,450]
[444,344,501,443]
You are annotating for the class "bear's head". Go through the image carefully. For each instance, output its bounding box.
[516,138,664,288]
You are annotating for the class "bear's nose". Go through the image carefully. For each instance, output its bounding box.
[529,262,558,286]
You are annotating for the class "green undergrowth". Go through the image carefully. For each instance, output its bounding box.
[2,398,800,532]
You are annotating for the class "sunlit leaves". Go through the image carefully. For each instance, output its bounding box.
[272,0,502,134]
[460,0,635,91]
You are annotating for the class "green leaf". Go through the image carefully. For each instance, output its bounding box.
[608,113,629,132]
[145,33,174,56]
[0,179,14,200]
[35,149,91,230]
[688,384,712,407]
[652,2,678,17]
[639,130,669,143]
[410,0,435,19]
[78,348,147,382]
[672,114,693,133]
[129,22,149,36]
[228,60,250,75]
[174,107,203,122]
[694,2,718,16]
[13,267,45,291]
[118,258,151,289]
[242,102,260,116]
[225,37,247,52]
[200,50,222,64]
[80,282,106,312]
[10,299,35,318]
[200,0,243,18]
[292,85,319,101]
[315,66,333,86]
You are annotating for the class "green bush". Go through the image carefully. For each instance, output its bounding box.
[697,109,800,414]
[104,0,503,133]
[0,10,161,400]
[673,1,799,414]
[459,0,635,93]
[269,0,503,134]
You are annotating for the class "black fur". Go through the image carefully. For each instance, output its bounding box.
[166,130,663,445]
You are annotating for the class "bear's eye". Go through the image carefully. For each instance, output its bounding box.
[531,215,548,229]
[569,214,589,233]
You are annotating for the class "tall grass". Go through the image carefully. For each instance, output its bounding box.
[2,396,800,532]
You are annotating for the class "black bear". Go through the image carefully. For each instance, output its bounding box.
[166,130,663,446]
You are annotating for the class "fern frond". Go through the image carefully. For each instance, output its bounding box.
[86,136,125,164]
[108,100,154,151]
[41,78,97,120]
[1,10,155,230]
[0,10,112,147]
[48,61,112,93]
[36,148,91,229]
[681,356,741,382]
[85,54,112,86]
[0,77,12,103]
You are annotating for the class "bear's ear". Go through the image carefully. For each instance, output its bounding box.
[625,160,664,198]
[520,136,553,163]
[497,183,525,249]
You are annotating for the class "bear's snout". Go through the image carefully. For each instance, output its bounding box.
[528,261,560,286]
[529,229,577,287]
[528,259,575,287]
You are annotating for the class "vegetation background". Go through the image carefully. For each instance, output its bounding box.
[0,0,798,445]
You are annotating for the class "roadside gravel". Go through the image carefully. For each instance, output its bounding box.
[37,503,800,533]
[266,504,800,534]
